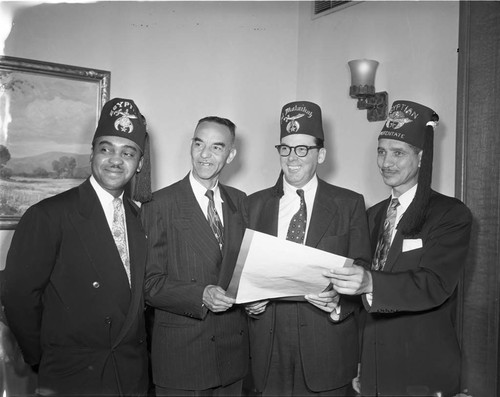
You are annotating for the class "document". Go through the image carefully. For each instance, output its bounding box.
[227,229,353,304]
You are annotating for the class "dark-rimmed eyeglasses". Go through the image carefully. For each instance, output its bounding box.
[275,144,321,157]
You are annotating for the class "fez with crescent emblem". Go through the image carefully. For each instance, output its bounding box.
[280,101,324,141]
[378,100,439,149]
[93,98,147,152]
[380,100,440,237]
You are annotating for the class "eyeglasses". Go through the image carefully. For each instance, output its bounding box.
[275,144,322,157]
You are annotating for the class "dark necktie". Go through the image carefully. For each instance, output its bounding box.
[205,190,224,251]
[286,189,307,244]
[372,198,400,271]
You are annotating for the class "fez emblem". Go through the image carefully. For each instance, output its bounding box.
[385,110,413,130]
[113,110,138,133]
[284,113,305,134]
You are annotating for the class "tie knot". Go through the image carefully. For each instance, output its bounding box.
[205,190,215,201]
[296,189,305,199]
[113,197,122,210]
[390,198,400,209]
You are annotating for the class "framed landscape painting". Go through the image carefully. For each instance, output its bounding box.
[0,56,110,229]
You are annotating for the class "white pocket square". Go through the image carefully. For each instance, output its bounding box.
[402,238,423,252]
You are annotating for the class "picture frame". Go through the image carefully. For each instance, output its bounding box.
[0,56,110,229]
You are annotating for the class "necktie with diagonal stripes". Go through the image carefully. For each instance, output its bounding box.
[372,198,400,271]
[205,189,224,251]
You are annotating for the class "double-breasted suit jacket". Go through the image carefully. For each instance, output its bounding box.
[361,190,472,396]
[1,178,149,396]
[140,174,249,390]
[245,176,371,392]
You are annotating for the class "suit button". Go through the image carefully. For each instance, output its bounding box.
[92,282,100,288]
[211,336,215,342]
[104,316,112,325]
[190,278,196,282]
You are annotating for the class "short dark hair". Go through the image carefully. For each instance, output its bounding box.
[197,116,236,143]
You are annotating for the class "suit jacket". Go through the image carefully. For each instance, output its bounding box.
[1,178,149,396]
[245,176,371,392]
[361,190,472,397]
[140,174,249,390]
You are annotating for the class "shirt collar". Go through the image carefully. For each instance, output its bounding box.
[189,171,222,201]
[283,174,318,196]
[392,183,417,212]
[90,175,124,205]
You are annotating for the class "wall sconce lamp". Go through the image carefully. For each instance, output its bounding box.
[348,59,388,122]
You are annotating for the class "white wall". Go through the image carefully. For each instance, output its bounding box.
[0,1,459,268]
[296,1,459,206]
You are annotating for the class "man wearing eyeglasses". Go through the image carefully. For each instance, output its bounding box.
[244,101,371,396]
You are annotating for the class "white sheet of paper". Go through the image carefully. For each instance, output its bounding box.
[227,229,353,304]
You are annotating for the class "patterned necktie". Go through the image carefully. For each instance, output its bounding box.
[286,189,307,244]
[205,190,224,251]
[372,198,400,271]
[112,198,131,285]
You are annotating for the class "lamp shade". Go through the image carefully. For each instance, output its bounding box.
[348,59,379,98]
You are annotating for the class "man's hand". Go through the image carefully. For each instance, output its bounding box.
[305,288,340,320]
[202,285,235,313]
[245,300,269,316]
[325,264,373,295]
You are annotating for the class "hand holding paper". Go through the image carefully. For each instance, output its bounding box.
[227,229,354,304]
[325,264,373,295]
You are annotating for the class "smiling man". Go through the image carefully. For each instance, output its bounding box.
[244,101,371,396]
[1,98,151,396]
[141,116,249,396]
[326,100,473,396]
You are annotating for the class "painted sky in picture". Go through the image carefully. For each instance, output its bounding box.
[0,70,98,158]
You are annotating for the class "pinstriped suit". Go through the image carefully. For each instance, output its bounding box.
[141,174,249,391]
[1,179,149,396]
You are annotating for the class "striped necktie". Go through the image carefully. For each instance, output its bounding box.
[205,189,224,251]
[372,198,400,271]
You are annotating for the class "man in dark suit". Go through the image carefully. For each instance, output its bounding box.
[245,101,371,396]
[141,116,249,396]
[327,100,473,396]
[1,98,151,396]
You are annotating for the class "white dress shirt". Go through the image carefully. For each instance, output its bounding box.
[189,172,224,225]
[277,175,318,241]
[89,175,130,258]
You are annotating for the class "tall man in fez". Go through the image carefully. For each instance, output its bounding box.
[327,100,473,396]
[1,98,151,396]
[245,101,371,396]
[140,116,249,396]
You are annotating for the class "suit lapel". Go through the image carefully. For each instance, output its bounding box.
[113,198,146,348]
[306,180,339,248]
[173,176,222,267]
[69,180,139,347]
[217,185,245,287]
[384,231,403,272]
[70,180,129,289]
